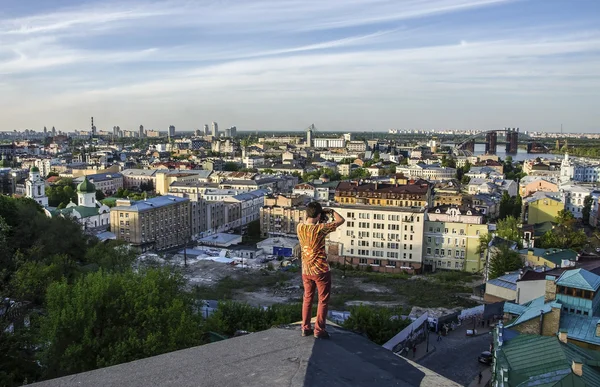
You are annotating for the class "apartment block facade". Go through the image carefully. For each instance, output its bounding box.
[110,195,191,251]
[423,206,488,273]
[260,194,306,237]
[326,205,426,273]
[334,180,431,208]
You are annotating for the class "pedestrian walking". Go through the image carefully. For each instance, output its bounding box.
[437,331,442,341]
[412,345,417,358]
[478,371,482,384]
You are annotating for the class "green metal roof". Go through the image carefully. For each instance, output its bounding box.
[505,297,562,328]
[519,248,579,266]
[495,334,600,387]
[30,166,39,172]
[77,176,96,193]
[557,269,600,291]
[54,205,101,218]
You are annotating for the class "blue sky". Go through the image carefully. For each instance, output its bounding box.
[1,0,599,132]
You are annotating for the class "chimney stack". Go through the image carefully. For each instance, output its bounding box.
[558,329,568,344]
[572,359,583,377]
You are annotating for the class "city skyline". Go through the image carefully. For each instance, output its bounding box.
[1,0,599,132]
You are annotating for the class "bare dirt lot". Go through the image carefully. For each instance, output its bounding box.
[161,254,480,311]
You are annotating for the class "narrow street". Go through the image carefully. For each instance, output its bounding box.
[410,324,493,386]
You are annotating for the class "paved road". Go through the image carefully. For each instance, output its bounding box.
[415,326,493,386]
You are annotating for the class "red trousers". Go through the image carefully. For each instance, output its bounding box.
[301,271,331,335]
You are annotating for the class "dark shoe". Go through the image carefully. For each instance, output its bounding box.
[314,331,330,339]
[302,329,314,337]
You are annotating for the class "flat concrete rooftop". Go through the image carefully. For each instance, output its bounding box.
[32,324,459,387]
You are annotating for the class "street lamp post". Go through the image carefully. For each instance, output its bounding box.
[426,321,430,352]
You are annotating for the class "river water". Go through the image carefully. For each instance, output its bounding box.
[445,143,557,162]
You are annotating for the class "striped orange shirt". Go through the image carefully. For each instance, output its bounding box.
[297,223,338,275]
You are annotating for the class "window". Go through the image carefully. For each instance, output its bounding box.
[427,247,432,254]
[427,237,432,243]
[120,213,123,218]
[455,250,460,257]
[387,261,397,268]
[372,259,381,266]
[359,258,367,264]
[435,249,439,255]
[441,249,445,256]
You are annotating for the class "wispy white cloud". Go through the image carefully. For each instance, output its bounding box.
[0,0,598,131]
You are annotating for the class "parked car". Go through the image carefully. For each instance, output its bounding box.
[478,351,493,365]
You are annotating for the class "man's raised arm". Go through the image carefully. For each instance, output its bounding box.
[327,208,345,228]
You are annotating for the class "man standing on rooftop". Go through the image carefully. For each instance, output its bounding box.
[297,202,345,339]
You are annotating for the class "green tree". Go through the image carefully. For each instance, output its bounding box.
[489,245,522,279]
[342,305,409,345]
[95,190,105,201]
[204,301,302,337]
[539,210,587,250]
[583,195,593,225]
[40,268,204,379]
[246,220,261,239]
[373,151,380,162]
[496,216,522,248]
[348,168,371,180]
[83,240,137,272]
[512,194,523,220]
[498,191,512,220]
[224,162,240,172]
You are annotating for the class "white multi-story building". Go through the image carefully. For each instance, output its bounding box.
[560,153,600,183]
[313,138,346,149]
[211,122,219,137]
[326,205,426,273]
[560,183,593,219]
[396,164,456,181]
[243,156,265,169]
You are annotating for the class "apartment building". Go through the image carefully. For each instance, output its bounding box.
[326,205,426,273]
[260,194,307,237]
[346,141,367,152]
[313,138,346,149]
[73,172,123,195]
[110,195,191,251]
[560,183,593,219]
[423,206,488,273]
[519,176,559,197]
[522,191,564,224]
[335,180,431,208]
[396,164,456,180]
[121,169,158,190]
[223,189,269,233]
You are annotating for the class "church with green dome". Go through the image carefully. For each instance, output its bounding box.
[45,176,111,231]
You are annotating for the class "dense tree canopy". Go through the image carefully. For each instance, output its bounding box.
[499,192,522,220]
[40,269,205,379]
[496,216,523,249]
[539,210,587,250]
[342,305,409,345]
[489,245,523,280]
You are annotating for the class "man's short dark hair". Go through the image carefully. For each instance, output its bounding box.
[306,202,323,218]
